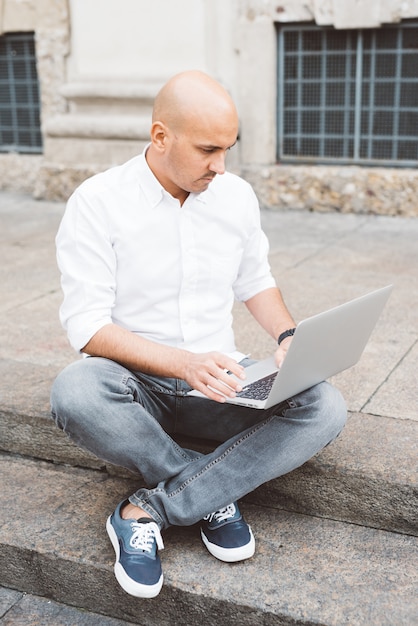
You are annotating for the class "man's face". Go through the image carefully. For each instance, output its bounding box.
[159,114,238,199]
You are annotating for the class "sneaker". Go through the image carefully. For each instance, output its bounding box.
[106,500,164,598]
[200,502,255,563]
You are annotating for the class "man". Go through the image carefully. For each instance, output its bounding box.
[51,70,346,599]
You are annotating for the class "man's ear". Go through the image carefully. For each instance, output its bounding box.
[150,121,168,151]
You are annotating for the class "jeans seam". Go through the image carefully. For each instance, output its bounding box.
[166,415,275,499]
[132,371,179,395]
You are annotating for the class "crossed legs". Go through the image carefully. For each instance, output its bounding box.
[51,356,347,529]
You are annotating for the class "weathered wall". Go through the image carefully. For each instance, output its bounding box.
[243,165,418,216]
[0,0,70,192]
[0,0,417,215]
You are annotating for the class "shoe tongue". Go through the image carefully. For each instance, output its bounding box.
[136,517,153,524]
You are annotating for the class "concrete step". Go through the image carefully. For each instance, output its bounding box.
[0,585,137,626]
[1,453,416,626]
[0,395,416,537]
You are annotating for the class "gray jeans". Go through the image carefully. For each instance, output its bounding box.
[50,356,347,530]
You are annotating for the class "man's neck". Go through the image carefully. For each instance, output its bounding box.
[145,147,189,206]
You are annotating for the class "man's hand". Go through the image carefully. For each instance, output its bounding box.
[182,352,247,403]
[274,336,293,368]
[83,324,246,402]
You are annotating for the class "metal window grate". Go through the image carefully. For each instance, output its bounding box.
[277,21,418,166]
[0,31,42,153]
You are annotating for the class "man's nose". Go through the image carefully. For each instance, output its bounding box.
[209,151,226,175]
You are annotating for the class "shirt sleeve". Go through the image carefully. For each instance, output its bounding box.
[56,185,117,352]
[232,185,277,302]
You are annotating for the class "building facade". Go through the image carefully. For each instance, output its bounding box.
[1,0,417,214]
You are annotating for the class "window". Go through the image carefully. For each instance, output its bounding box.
[0,32,42,153]
[277,21,418,166]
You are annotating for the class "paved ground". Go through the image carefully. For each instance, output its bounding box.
[0,189,417,624]
[0,586,140,625]
[1,189,417,421]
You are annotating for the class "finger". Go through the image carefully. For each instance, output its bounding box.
[210,366,245,394]
[219,374,243,394]
[274,346,287,368]
[224,360,247,381]
[208,373,242,396]
[187,353,246,399]
[212,356,246,381]
[198,365,243,397]
[193,380,228,403]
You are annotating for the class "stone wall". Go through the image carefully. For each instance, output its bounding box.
[243,165,418,217]
[29,160,418,217]
[1,0,417,216]
[0,154,42,194]
[0,0,70,194]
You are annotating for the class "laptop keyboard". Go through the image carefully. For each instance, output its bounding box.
[236,371,278,401]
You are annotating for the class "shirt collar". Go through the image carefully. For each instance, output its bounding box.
[137,145,166,208]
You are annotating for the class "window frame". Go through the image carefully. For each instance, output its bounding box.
[0,31,43,154]
[276,20,418,167]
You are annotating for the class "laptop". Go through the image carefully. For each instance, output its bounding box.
[188,285,393,409]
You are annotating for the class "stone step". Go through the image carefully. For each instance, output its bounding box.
[0,586,137,626]
[0,399,416,537]
[0,453,416,626]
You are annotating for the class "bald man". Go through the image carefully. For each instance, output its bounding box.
[51,71,346,598]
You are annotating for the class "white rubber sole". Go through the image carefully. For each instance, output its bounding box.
[106,515,163,598]
[200,526,255,563]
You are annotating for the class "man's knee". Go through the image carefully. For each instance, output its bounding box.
[295,381,347,441]
[318,381,347,441]
[51,360,83,429]
[50,358,104,429]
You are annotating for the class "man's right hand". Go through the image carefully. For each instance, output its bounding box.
[84,324,246,403]
[181,351,247,403]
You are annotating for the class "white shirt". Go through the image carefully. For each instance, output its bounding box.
[56,150,276,353]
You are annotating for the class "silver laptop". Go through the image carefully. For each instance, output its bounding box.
[188,285,393,409]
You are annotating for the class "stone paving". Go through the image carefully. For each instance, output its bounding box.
[1,190,417,420]
[0,190,417,624]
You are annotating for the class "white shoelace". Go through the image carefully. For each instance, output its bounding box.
[204,503,236,524]
[129,521,164,552]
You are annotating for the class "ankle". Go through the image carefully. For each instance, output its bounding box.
[121,501,152,521]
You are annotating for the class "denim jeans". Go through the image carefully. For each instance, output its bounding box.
[50,356,347,530]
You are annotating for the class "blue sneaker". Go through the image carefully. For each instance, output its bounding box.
[200,502,255,562]
[106,500,164,598]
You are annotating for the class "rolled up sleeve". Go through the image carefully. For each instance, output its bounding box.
[232,191,276,303]
[56,187,116,352]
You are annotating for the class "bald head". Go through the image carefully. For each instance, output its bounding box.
[152,70,238,133]
[146,71,239,204]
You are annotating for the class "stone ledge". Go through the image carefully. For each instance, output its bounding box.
[60,81,163,102]
[0,587,136,626]
[1,405,416,535]
[0,454,416,626]
[243,164,418,217]
[0,153,42,195]
[45,114,151,139]
[2,154,418,215]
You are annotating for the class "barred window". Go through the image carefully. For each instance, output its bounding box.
[0,32,42,153]
[277,21,418,166]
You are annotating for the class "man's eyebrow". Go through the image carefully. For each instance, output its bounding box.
[198,140,238,150]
